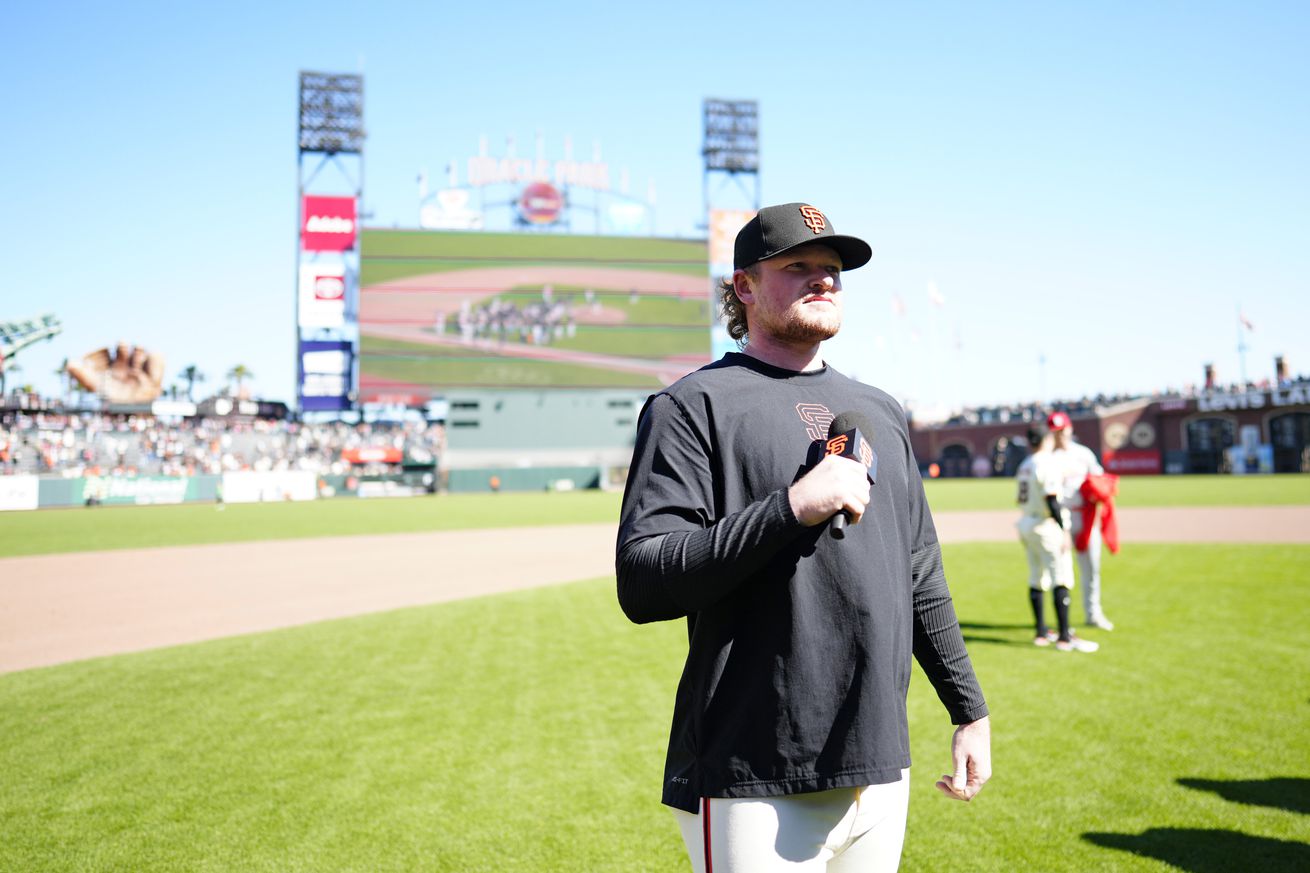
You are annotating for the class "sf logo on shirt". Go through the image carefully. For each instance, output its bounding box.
[796,403,834,441]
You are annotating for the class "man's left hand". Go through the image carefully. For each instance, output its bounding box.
[935,715,991,801]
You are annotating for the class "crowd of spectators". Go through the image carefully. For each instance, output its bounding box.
[930,373,1309,428]
[0,413,446,479]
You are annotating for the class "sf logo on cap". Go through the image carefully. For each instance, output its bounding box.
[799,205,827,234]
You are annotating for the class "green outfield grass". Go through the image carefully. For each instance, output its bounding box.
[3,543,1307,871]
[359,229,708,286]
[4,473,1308,560]
[545,325,708,358]
[359,345,665,389]
[361,228,708,263]
[361,258,708,285]
[923,473,1310,512]
[0,492,622,559]
[366,326,710,361]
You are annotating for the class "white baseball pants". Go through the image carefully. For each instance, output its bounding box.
[671,771,910,872]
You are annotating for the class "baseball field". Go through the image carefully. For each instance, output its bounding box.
[2,476,1308,871]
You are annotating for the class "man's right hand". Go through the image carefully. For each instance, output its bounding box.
[788,454,871,527]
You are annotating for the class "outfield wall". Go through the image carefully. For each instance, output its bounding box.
[0,463,605,511]
[2,472,319,511]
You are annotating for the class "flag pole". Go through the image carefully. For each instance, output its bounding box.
[1236,304,1249,387]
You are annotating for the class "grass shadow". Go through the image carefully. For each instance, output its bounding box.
[957,621,1033,632]
[959,633,1033,647]
[959,620,1040,647]
[1084,828,1310,872]
[1178,776,1310,815]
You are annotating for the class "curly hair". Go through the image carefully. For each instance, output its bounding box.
[718,265,756,346]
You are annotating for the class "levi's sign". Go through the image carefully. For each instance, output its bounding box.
[1196,383,1310,412]
[302,195,357,251]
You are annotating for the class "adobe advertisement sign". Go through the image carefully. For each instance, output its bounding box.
[302,195,357,251]
[299,339,354,411]
[298,262,347,328]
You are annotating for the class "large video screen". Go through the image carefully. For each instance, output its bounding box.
[359,229,711,397]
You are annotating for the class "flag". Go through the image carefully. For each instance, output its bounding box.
[1239,310,1255,332]
[891,293,907,317]
[928,281,946,307]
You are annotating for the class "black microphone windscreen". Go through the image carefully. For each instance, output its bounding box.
[829,411,876,440]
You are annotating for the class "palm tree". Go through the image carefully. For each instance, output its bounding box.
[180,364,205,402]
[227,364,254,398]
[55,358,71,405]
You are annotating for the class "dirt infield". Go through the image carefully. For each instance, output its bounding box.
[3,507,1307,675]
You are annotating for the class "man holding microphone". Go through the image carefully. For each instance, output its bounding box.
[616,203,990,872]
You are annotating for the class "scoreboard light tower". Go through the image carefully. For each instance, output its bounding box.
[296,72,364,418]
[702,98,760,219]
[702,99,760,361]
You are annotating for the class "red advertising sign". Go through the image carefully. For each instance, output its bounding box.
[298,263,346,328]
[1104,449,1162,475]
[312,272,344,300]
[341,447,403,465]
[301,195,357,251]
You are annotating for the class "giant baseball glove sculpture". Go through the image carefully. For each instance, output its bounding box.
[67,342,166,404]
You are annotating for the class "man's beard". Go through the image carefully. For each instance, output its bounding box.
[770,306,841,344]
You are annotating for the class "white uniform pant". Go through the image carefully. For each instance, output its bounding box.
[1017,516,1074,592]
[1070,511,1104,621]
[672,771,910,873]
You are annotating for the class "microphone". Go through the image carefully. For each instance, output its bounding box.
[825,411,877,539]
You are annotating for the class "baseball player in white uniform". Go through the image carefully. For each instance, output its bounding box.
[1047,411,1114,630]
[1016,420,1097,652]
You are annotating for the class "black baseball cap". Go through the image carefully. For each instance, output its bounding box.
[734,203,872,271]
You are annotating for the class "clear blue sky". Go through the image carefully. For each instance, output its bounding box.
[5,1,1307,412]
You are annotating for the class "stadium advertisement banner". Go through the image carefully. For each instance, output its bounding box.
[299,262,347,328]
[299,340,354,411]
[420,188,483,230]
[358,228,711,396]
[81,475,197,505]
[302,195,357,251]
[708,208,756,268]
[709,208,756,360]
[1226,444,1275,475]
[341,447,403,464]
[221,471,317,503]
[0,474,39,511]
[1104,449,1162,475]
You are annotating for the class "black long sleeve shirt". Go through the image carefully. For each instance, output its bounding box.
[616,353,987,812]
